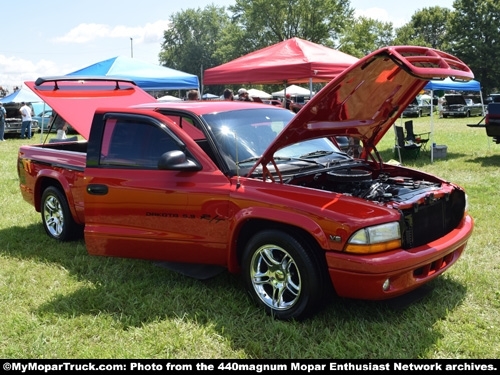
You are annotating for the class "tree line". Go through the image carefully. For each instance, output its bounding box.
[158,0,500,96]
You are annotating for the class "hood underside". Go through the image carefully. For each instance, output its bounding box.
[257,46,473,166]
[445,95,467,105]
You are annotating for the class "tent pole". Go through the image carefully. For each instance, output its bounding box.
[283,81,287,108]
[40,102,46,143]
[430,89,434,163]
[200,65,203,98]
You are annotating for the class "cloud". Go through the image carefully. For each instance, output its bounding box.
[0,20,172,89]
[52,20,171,45]
[0,55,64,91]
[354,7,407,27]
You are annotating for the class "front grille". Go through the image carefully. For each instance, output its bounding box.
[401,188,466,249]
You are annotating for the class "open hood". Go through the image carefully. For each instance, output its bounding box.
[444,94,466,105]
[256,46,474,169]
[24,77,156,139]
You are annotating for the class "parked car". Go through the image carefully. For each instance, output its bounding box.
[44,112,77,135]
[442,94,484,117]
[485,93,500,104]
[402,97,432,117]
[2,102,39,137]
[33,109,54,132]
[263,99,283,107]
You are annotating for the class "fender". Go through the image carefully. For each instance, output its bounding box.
[226,205,332,273]
[34,168,84,224]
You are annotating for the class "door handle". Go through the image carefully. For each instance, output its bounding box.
[87,184,108,195]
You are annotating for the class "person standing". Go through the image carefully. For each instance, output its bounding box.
[285,93,293,109]
[0,103,6,141]
[19,102,33,139]
[437,97,445,118]
[237,88,253,101]
[223,88,234,101]
[187,90,200,100]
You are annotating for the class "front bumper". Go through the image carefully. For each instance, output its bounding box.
[325,214,473,300]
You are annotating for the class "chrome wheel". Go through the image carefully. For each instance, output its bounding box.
[43,194,64,237]
[41,186,81,241]
[250,244,301,311]
[242,229,328,320]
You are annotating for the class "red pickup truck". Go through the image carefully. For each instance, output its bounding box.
[18,46,474,320]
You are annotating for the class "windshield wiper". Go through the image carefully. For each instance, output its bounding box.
[237,156,262,165]
[299,150,334,158]
[237,156,292,166]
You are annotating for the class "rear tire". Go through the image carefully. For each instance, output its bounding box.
[242,229,328,321]
[41,186,81,241]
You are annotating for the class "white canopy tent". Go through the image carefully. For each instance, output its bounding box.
[272,85,314,98]
[247,88,272,99]
[157,95,182,102]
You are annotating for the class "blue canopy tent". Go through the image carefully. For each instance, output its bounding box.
[67,56,199,91]
[0,86,42,104]
[423,78,483,161]
[424,77,481,92]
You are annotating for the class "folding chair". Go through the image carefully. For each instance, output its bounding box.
[394,125,421,162]
[404,120,430,151]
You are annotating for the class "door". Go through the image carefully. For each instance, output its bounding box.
[84,114,232,265]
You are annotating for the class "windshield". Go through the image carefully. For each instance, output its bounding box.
[201,108,345,167]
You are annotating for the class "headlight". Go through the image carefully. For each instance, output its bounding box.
[345,222,401,254]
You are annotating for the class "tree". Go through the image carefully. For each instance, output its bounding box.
[158,5,233,92]
[228,0,355,51]
[339,17,394,58]
[394,7,451,50]
[447,0,500,94]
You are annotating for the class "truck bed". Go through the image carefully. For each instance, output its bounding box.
[18,140,88,218]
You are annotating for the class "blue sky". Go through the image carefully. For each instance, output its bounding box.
[0,0,454,91]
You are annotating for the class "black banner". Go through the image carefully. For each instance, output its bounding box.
[2,359,498,373]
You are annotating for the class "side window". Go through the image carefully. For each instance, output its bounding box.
[100,117,181,168]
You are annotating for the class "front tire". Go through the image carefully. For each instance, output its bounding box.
[41,186,81,241]
[242,230,328,321]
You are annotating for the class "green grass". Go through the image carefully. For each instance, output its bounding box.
[1,117,499,359]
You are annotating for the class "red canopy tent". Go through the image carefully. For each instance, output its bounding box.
[203,37,359,85]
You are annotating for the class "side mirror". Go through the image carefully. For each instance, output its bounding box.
[157,150,201,171]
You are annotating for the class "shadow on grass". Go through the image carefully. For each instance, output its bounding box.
[0,223,467,359]
[378,147,469,166]
[465,153,500,166]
